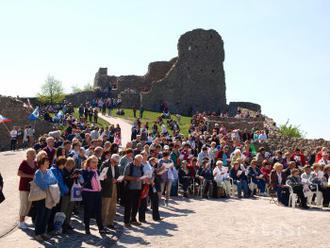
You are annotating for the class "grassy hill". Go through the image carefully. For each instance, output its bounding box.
[110,108,192,137]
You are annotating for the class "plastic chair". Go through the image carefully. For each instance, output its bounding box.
[229,177,237,197]
[307,184,323,208]
[249,178,258,196]
[286,184,298,208]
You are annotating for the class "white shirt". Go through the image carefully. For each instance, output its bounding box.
[213,166,229,182]
[90,130,99,140]
[143,162,153,179]
[10,130,17,139]
[276,172,282,184]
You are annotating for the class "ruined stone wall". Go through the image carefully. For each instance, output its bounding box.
[0,96,54,151]
[94,58,176,100]
[143,59,177,85]
[206,117,266,132]
[118,89,140,109]
[20,91,97,108]
[264,132,330,156]
[65,91,97,106]
[116,76,146,93]
[94,68,113,90]
[141,29,227,115]
[228,102,261,117]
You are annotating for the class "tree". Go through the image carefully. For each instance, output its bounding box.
[38,75,65,104]
[83,82,93,91]
[278,120,305,138]
[71,83,93,94]
[71,85,82,93]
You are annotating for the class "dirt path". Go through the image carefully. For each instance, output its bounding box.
[98,113,132,148]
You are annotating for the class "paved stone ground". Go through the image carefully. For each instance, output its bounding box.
[0,116,329,247]
[0,150,25,237]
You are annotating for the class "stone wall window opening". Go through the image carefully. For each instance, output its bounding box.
[112,83,118,90]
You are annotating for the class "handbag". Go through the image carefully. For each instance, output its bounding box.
[28,181,46,202]
[71,181,82,201]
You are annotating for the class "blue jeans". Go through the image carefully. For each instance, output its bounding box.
[171,179,178,196]
[234,180,249,197]
[252,178,266,193]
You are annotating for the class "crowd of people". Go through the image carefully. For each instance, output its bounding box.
[2,105,330,243]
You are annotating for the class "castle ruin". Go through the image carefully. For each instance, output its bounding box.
[94,28,260,115]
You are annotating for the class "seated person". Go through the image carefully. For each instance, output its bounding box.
[247,159,266,196]
[197,161,213,198]
[260,160,272,184]
[270,162,289,206]
[230,160,249,198]
[320,164,330,207]
[178,161,191,197]
[213,161,231,197]
[286,168,308,209]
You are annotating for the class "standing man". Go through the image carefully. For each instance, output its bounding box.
[10,126,18,151]
[43,137,56,163]
[118,149,134,206]
[100,154,120,229]
[123,155,144,227]
[133,106,137,118]
[139,105,144,119]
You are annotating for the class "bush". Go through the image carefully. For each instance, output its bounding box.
[278,120,305,138]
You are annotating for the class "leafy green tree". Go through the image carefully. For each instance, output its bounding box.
[38,75,65,104]
[71,85,82,93]
[83,82,93,91]
[278,120,305,138]
[71,83,93,93]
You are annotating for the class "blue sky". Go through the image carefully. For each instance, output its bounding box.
[0,0,329,139]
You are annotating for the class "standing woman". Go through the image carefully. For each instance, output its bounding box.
[149,157,162,221]
[48,156,68,233]
[33,157,58,242]
[81,155,107,235]
[17,148,37,229]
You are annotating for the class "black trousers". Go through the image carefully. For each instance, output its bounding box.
[118,182,126,206]
[82,191,103,231]
[292,185,307,207]
[34,199,51,236]
[321,187,330,206]
[179,177,190,192]
[47,200,61,232]
[150,189,160,220]
[138,197,147,222]
[124,189,140,224]
[10,139,17,151]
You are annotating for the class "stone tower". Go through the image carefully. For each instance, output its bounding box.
[141,28,226,115]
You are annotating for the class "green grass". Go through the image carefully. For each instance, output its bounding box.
[110,108,192,137]
[49,109,109,131]
[72,108,108,129]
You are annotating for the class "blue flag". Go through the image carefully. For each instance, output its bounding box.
[28,107,39,121]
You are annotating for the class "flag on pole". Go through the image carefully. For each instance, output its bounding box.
[28,107,40,121]
[0,114,11,123]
